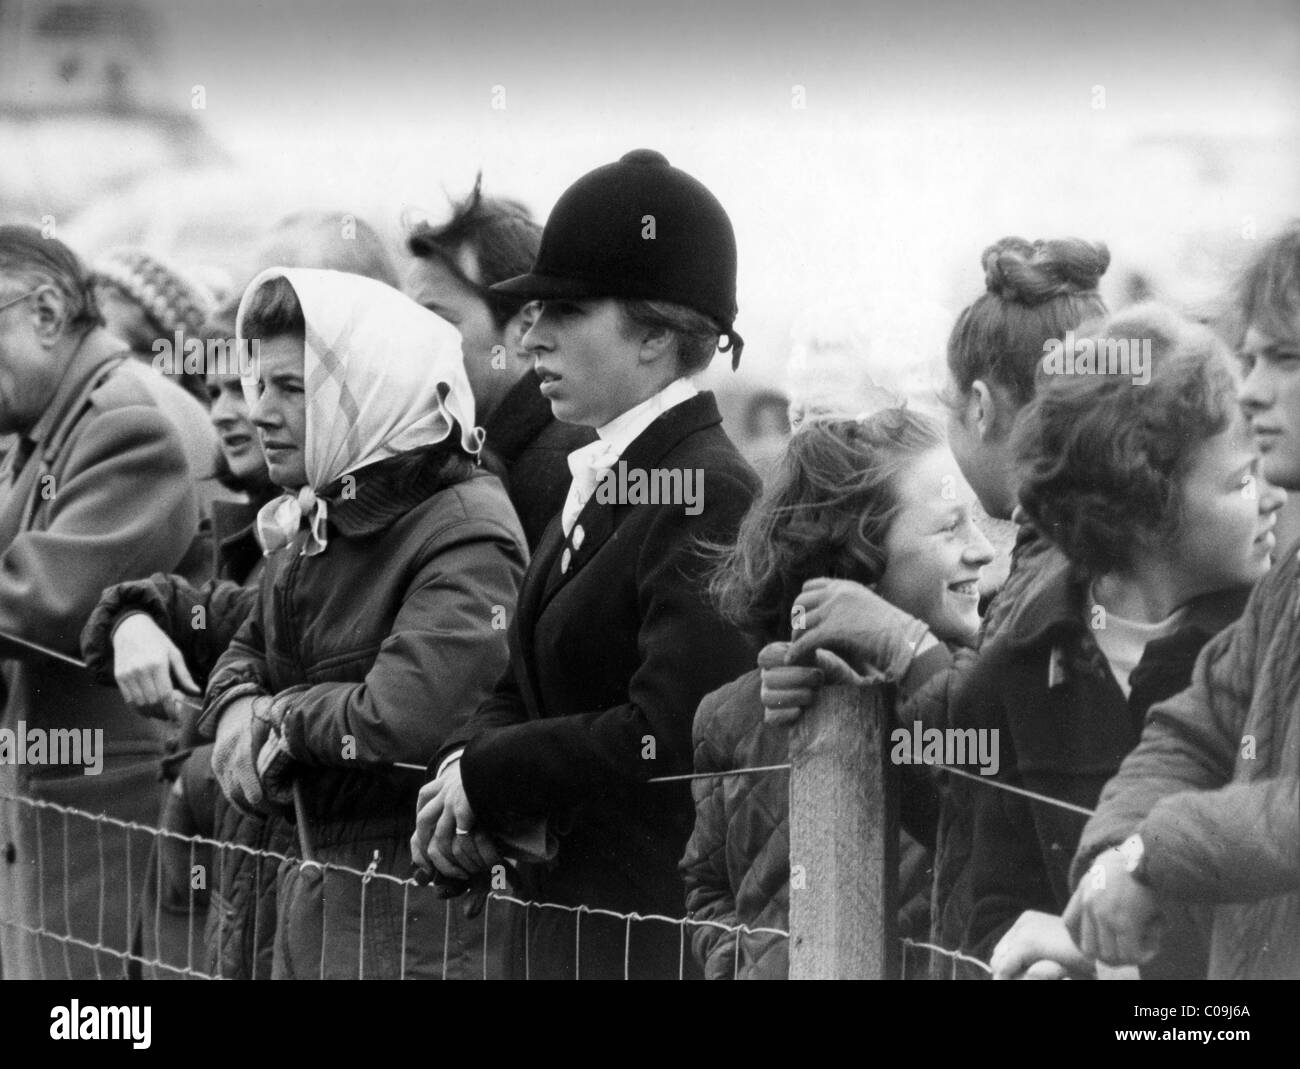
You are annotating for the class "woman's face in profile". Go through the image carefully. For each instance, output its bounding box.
[208,368,268,488]
[875,446,995,646]
[249,333,308,488]
[1160,419,1283,599]
[523,298,646,427]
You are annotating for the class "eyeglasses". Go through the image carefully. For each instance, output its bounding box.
[0,290,38,315]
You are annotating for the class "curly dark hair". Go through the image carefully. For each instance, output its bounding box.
[1013,304,1240,577]
[708,407,945,641]
[945,236,1110,434]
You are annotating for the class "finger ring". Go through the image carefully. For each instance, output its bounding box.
[454,828,471,836]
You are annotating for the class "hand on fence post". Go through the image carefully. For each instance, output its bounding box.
[758,642,870,726]
[787,680,898,980]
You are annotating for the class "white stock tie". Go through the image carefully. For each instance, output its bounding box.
[561,439,620,537]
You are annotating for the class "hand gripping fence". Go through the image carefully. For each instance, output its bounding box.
[0,631,1108,980]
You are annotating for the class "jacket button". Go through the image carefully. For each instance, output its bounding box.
[560,548,571,574]
[572,524,585,550]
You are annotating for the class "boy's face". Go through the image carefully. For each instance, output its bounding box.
[1239,322,1300,491]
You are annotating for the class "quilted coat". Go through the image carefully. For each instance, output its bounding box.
[200,450,527,979]
[682,652,951,980]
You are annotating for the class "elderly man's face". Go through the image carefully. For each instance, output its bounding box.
[0,282,64,434]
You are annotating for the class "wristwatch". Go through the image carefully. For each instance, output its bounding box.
[1118,833,1148,885]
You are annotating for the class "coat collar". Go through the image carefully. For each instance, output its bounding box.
[999,548,1084,651]
[317,445,474,539]
[483,370,556,466]
[1000,544,1253,654]
[212,490,275,580]
[27,336,127,454]
[536,390,725,607]
[211,496,265,547]
[1137,584,1252,648]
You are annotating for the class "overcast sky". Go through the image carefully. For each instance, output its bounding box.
[22,0,1300,383]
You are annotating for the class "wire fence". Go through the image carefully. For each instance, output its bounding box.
[0,746,1102,982]
[0,787,795,981]
[0,632,1111,981]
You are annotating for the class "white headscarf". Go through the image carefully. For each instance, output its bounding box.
[236,267,483,556]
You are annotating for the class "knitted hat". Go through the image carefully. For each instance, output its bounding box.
[93,248,215,338]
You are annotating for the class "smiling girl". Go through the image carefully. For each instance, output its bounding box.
[682,409,993,978]
[756,236,1113,974]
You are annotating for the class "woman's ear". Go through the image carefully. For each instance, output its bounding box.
[969,379,999,440]
[635,324,677,367]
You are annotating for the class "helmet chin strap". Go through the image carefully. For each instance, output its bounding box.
[721,329,744,371]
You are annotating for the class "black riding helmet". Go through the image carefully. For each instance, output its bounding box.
[491,148,744,369]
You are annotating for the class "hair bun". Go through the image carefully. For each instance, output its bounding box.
[982,236,1110,306]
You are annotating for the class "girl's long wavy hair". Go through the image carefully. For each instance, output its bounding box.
[709,407,945,643]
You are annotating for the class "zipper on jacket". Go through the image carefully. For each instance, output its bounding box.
[278,545,308,677]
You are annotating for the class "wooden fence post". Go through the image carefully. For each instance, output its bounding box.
[788,682,898,979]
